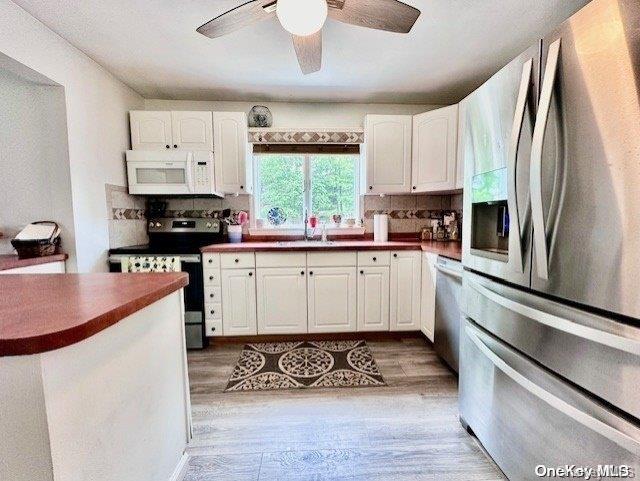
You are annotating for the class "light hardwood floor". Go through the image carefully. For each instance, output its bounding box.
[184,337,506,481]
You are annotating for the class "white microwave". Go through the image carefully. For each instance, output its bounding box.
[126,150,222,196]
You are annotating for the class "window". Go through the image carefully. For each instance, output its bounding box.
[254,152,360,228]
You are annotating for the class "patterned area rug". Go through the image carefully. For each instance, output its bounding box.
[225,340,386,392]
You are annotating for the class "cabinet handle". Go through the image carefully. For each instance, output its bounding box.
[173,144,178,148]
[412,186,416,190]
[165,145,170,149]
[249,271,253,277]
[209,275,214,280]
[360,270,364,275]
[309,271,313,276]
[300,271,305,275]
[210,309,215,315]
[393,253,398,258]
[369,186,373,190]
[211,326,216,332]
[234,258,239,263]
[209,293,214,298]
[208,259,213,264]
[240,185,244,190]
[372,257,377,262]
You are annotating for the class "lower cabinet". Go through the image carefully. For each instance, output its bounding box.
[357,266,390,331]
[308,267,357,333]
[390,251,422,331]
[420,252,439,341]
[256,267,308,334]
[221,268,257,335]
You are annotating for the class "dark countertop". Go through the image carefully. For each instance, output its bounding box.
[201,240,462,261]
[0,253,68,271]
[0,273,188,356]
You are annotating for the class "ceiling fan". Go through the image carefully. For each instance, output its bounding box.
[196,0,421,74]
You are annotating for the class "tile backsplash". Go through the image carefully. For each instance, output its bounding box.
[363,193,463,234]
[106,184,148,248]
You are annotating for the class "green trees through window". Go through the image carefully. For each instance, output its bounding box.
[255,153,359,227]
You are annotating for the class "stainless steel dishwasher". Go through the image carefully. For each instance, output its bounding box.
[434,256,463,372]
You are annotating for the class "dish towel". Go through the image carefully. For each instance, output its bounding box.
[122,256,181,273]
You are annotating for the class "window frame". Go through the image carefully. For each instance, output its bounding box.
[251,151,362,231]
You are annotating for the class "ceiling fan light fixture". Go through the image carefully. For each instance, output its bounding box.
[276,0,328,36]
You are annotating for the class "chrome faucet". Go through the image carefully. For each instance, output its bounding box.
[303,209,313,240]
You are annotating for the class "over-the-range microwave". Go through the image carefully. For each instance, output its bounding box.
[126,150,222,196]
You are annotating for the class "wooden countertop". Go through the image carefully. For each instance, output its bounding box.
[202,240,462,261]
[0,273,188,356]
[0,253,68,271]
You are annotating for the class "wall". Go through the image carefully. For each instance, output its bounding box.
[105,184,147,249]
[144,99,440,130]
[0,65,77,267]
[0,0,144,272]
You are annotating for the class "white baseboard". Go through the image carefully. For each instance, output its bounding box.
[169,452,190,481]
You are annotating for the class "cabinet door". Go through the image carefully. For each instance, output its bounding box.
[307,267,357,333]
[130,111,172,150]
[411,105,458,192]
[364,115,412,194]
[420,253,438,341]
[390,251,422,331]
[357,266,390,332]
[221,268,257,335]
[455,99,466,189]
[256,267,307,334]
[213,112,250,194]
[171,111,213,151]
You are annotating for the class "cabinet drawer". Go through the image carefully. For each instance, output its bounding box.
[203,253,220,268]
[256,252,306,268]
[221,252,255,269]
[203,270,221,286]
[204,286,222,303]
[357,251,391,266]
[307,251,357,267]
[205,319,223,337]
[205,302,222,320]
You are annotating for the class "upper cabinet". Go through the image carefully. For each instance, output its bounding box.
[170,111,213,151]
[411,105,459,193]
[213,112,252,194]
[130,111,172,150]
[129,111,212,151]
[363,115,412,194]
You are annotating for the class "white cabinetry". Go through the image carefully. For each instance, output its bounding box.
[420,252,438,341]
[357,266,390,332]
[221,268,257,336]
[0,261,65,274]
[308,267,357,333]
[390,251,422,331]
[363,115,412,194]
[129,111,212,151]
[256,267,307,334]
[455,98,467,189]
[411,105,458,193]
[213,112,252,194]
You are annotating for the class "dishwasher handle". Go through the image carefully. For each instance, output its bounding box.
[435,263,463,281]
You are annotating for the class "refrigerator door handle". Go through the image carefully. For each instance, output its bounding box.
[506,58,533,274]
[465,322,640,455]
[469,278,640,356]
[530,38,561,280]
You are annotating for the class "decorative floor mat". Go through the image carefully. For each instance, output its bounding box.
[225,340,386,391]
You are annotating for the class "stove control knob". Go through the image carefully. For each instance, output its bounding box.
[206,222,213,229]
[155,222,162,228]
[148,221,154,229]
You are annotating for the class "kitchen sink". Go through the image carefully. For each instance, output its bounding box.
[275,240,336,247]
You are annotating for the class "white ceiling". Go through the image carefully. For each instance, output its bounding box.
[12,0,589,103]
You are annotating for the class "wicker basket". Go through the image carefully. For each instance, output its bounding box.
[11,221,61,259]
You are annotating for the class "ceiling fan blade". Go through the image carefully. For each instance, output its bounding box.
[328,0,420,34]
[292,31,322,75]
[197,0,277,38]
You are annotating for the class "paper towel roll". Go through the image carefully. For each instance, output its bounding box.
[374,214,388,242]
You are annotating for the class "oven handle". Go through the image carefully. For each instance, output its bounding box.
[108,254,201,264]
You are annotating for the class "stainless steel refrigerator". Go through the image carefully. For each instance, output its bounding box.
[459,0,640,478]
